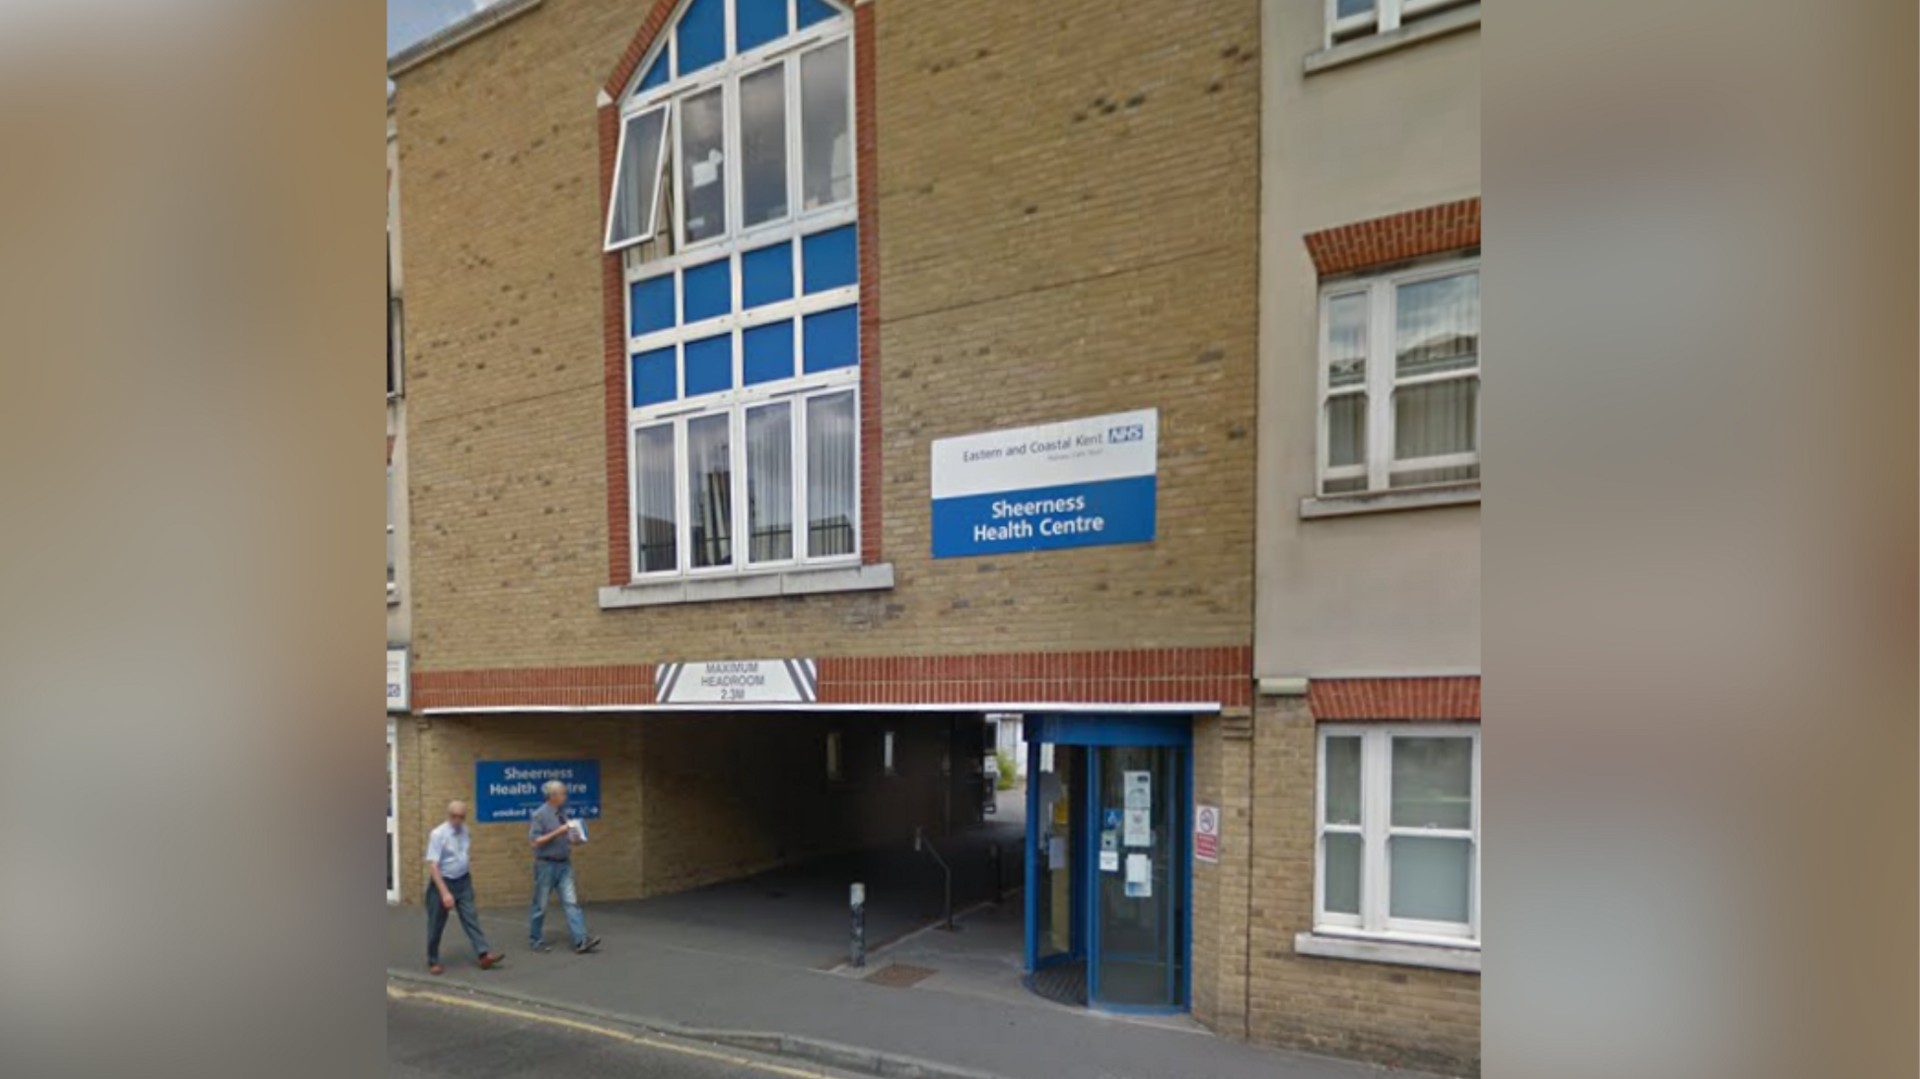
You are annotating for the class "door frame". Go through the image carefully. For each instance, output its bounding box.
[387,718,401,905]
[1023,714,1194,1014]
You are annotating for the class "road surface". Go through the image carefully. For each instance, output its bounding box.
[387,983,864,1079]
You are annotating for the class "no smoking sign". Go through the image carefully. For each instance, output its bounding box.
[1194,804,1221,864]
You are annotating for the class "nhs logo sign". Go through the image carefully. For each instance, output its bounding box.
[930,409,1159,559]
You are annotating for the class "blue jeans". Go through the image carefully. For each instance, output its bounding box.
[426,874,491,964]
[530,860,587,948]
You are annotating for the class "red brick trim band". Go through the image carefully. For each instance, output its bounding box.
[1308,676,1480,722]
[414,647,1252,711]
[599,1,883,584]
[602,0,680,101]
[1303,198,1480,276]
[600,102,629,585]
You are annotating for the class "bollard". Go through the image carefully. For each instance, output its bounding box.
[850,882,867,968]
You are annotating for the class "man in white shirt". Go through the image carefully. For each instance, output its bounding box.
[425,800,504,975]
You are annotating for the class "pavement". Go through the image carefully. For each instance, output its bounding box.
[389,791,1428,1079]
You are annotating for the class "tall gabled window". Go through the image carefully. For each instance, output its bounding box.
[608,0,861,582]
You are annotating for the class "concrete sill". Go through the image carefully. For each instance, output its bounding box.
[1300,483,1480,520]
[1304,4,1481,76]
[1295,931,1481,974]
[599,562,895,609]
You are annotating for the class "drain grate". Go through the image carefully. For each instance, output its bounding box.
[864,964,938,989]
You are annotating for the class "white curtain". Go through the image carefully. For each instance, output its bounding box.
[806,392,856,557]
[687,413,732,567]
[633,425,678,573]
[746,403,794,562]
[1393,271,1479,485]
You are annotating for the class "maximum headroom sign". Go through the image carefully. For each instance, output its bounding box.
[930,408,1158,559]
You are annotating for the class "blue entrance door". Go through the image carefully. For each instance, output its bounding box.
[1024,715,1192,1014]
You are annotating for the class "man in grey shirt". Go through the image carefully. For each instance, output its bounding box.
[528,779,600,954]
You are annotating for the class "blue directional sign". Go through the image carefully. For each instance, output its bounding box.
[930,409,1159,559]
[475,760,602,824]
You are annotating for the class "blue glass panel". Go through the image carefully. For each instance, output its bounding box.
[630,276,676,336]
[796,0,840,31]
[803,305,859,373]
[684,334,735,396]
[676,0,726,76]
[682,259,733,323]
[802,225,858,294]
[741,242,794,309]
[632,347,678,406]
[638,51,670,94]
[736,0,790,53]
[742,322,796,386]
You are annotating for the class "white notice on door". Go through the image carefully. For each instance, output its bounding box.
[1125,854,1152,898]
[1123,771,1152,810]
[1100,850,1120,874]
[1123,808,1151,848]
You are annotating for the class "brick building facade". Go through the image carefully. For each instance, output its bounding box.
[385,0,1478,1071]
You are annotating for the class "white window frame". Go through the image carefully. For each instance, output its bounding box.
[1315,724,1480,947]
[629,382,861,581]
[604,106,673,254]
[1327,0,1476,44]
[1316,256,1480,497]
[386,464,398,602]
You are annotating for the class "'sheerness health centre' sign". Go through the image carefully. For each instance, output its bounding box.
[931,409,1158,559]
[475,760,601,823]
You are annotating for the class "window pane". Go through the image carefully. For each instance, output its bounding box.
[740,64,789,228]
[1323,736,1362,826]
[1394,378,1477,460]
[1326,292,1367,389]
[687,413,733,567]
[1336,0,1376,19]
[1327,394,1366,469]
[1324,833,1363,916]
[386,467,395,584]
[800,40,852,212]
[608,109,667,249]
[1391,464,1480,489]
[680,87,728,244]
[1396,271,1479,379]
[806,392,857,557]
[1389,836,1472,925]
[1391,737,1473,829]
[633,425,678,573]
[746,404,794,563]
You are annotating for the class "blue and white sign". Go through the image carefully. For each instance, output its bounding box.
[931,409,1158,559]
[475,760,602,824]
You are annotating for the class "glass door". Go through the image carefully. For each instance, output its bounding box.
[1029,743,1083,969]
[1090,744,1185,1009]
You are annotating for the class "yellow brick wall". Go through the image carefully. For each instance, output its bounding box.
[398,715,647,910]
[392,0,1262,675]
[1246,697,1482,1075]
